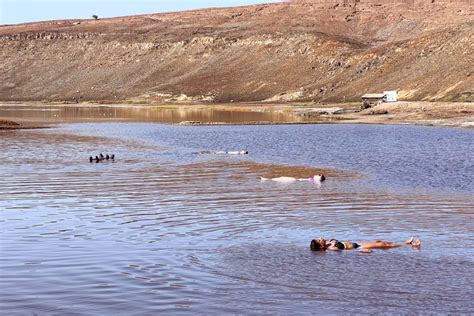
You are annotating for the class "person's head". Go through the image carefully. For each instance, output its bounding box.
[312,174,326,182]
[310,238,326,251]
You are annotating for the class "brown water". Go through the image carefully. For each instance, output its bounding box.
[0,104,315,124]
[1,107,473,314]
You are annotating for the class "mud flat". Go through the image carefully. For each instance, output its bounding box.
[175,101,474,128]
[0,119,21,129]
[336,101,474,128]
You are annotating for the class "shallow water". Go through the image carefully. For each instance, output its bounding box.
[1,109,473,314]
[0,104,315,124]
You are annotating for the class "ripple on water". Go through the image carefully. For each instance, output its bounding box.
[1,123,473,314]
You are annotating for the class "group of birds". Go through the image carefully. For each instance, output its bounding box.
[89,153,115,163]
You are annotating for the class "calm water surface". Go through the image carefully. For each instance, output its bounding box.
[1,107,473,314]
[0,104,315,124]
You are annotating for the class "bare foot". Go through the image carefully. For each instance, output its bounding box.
[405,237,414,244]
[359,249,372,254]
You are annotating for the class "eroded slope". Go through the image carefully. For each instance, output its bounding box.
[1,0,472,102]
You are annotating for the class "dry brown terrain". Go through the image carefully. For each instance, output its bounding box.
[332,101,474,127]
[0,0,473,103]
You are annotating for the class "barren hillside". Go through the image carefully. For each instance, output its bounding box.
[1,0,472,102]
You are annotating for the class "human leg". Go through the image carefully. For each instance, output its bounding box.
[358,240,401,249]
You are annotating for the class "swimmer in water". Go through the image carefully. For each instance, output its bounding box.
[89,154,115,163]
[199,150,248,155]
[260,175,326,183]
[310,237,421,253]
[227,150,249,155]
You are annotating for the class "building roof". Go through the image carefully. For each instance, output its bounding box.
[361,93,385,99]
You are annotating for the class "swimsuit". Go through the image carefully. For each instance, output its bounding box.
[342,241,360,249]
[327,239,360,250]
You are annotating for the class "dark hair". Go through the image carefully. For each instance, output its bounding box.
[310,239,324,251]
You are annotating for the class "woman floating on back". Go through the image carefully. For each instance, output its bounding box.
[310,236,421,253]
[198,150,248,155]
[260,175,326,183]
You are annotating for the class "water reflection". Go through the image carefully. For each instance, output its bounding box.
[0,104,316,124]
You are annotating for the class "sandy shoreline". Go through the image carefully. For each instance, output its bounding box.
[1,101,473,129]
[324,101,474,128]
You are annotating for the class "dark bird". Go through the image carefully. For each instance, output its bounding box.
[89,156,93,163]
[110,154,115,160]
[95,156,100,163]
[106,154,110,160]
[99,153,105,160]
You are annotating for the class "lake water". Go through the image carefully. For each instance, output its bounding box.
[1,106,473,314]
[0,104,317,124]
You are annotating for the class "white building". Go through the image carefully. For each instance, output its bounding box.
[383,91,398,102]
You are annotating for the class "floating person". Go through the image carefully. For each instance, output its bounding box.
[227,150,248,155]
[310,237,421,253]
[199,150,248,155]
[260,174,325,183]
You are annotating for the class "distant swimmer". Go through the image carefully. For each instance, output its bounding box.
[227,150,249,155]
[260,174,326,183]
[89,154,115,163]
[199,150,248,155]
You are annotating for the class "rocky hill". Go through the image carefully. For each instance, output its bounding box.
[1,0,472,103]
